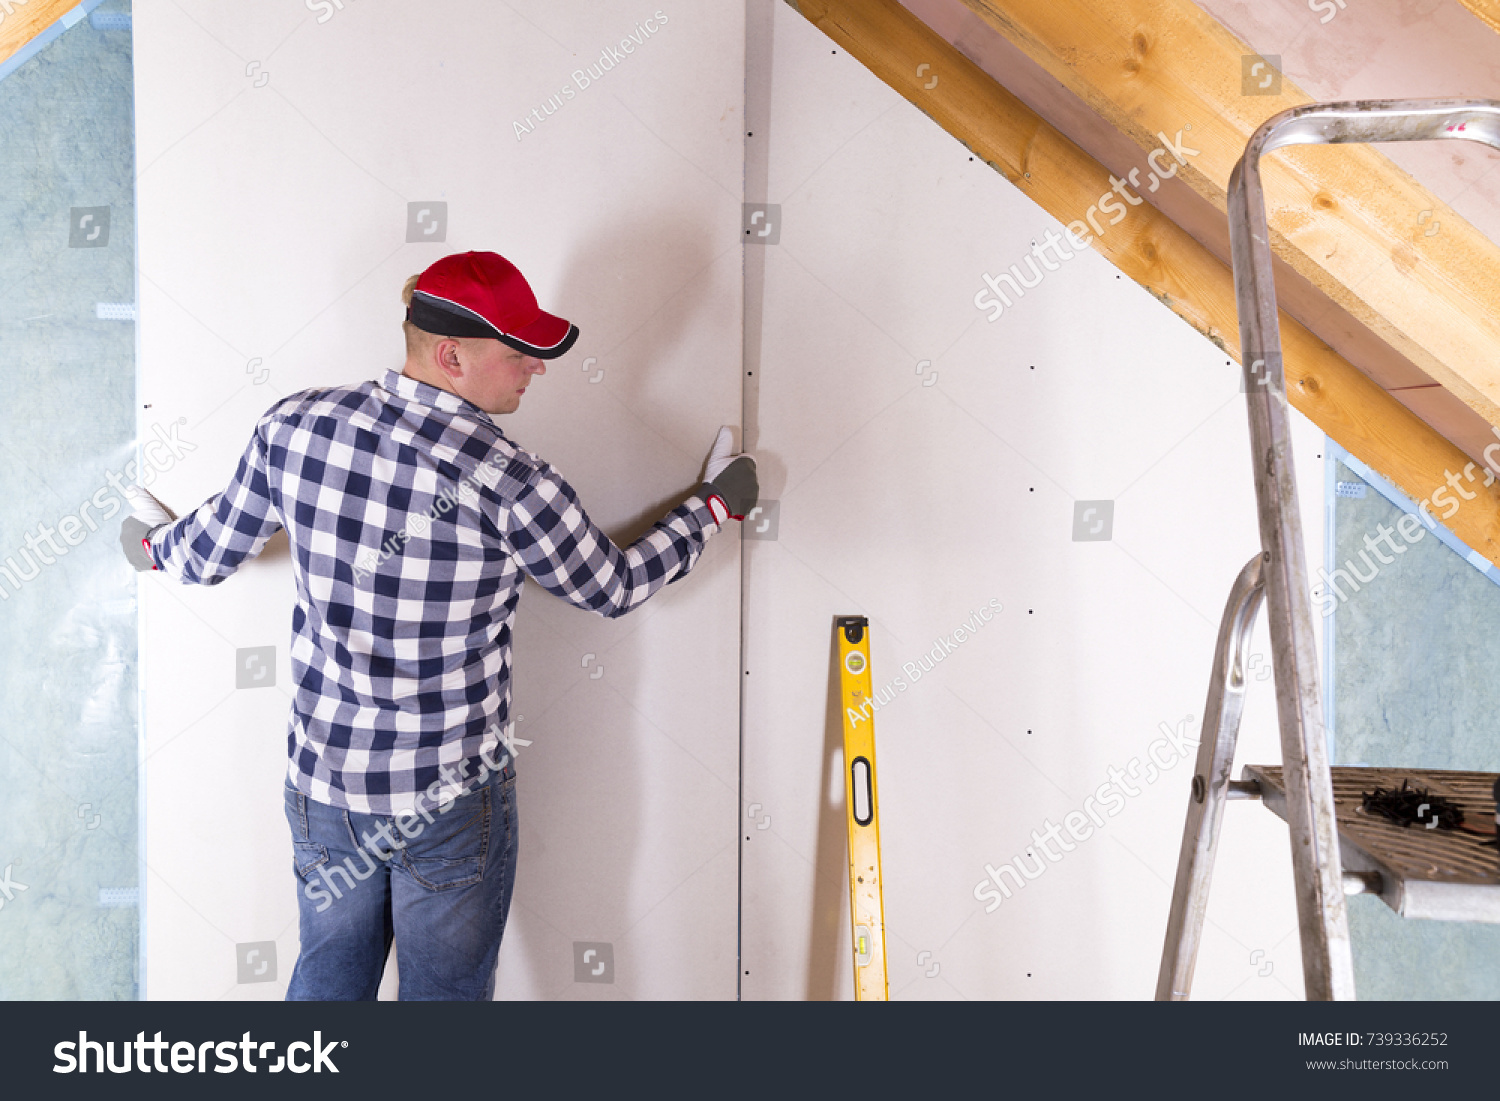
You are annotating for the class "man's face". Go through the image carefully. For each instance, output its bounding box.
[450,339,547,415]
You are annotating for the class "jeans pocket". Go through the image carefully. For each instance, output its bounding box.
[292,842,329,879]
[284,786,329,879]
[398,784,490,892]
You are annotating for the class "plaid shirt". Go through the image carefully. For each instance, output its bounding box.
[149,368,722,814]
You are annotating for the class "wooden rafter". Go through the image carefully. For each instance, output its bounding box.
[0,1,78,69]
[784,0,1500,568]
[1457,0,1500,36]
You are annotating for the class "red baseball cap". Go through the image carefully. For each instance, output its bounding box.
[407,251,579,359]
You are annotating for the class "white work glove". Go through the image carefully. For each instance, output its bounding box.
[701,426,758,523]
[119,486,176,572]
[125,485,176,528]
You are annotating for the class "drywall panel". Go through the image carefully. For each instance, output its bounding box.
[740,5,1329,1000]
[134,0,743,999]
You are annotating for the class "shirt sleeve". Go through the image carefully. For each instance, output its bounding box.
[505,465,721,619]
[148,414,284,585]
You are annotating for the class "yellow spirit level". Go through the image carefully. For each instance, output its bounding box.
[835,616,889,1001]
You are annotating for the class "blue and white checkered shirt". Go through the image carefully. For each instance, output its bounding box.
[148,368,722,814]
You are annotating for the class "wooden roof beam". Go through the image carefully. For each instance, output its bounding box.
[1457,0,1500,36]
[0,1,85,69]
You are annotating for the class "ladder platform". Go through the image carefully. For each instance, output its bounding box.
[1244,766,1500,923]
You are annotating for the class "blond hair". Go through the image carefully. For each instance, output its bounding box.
[402,274,433,359]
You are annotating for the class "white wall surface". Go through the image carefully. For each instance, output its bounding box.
[135,0,1330,1001]
[738,4,1326,1001]
[135,0,744,1000]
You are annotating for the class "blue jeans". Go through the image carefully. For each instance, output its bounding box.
[283,764,517,1000]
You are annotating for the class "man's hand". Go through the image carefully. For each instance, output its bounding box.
[120,486,176,572]
[701,426,758,523]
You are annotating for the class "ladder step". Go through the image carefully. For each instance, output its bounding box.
[1245,765,1500,922]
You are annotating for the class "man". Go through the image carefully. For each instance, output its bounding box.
[121,250,757,1000]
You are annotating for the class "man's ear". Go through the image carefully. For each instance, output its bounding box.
[434,338,464,382]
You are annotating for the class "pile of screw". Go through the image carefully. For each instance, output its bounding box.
[1360,779,1464,830]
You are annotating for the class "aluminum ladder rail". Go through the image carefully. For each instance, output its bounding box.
[1156,99,1500,1002]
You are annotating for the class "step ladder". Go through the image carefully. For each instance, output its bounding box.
[1155,98,1500,1002]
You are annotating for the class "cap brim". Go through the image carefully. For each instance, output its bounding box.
[499,310,579,360]
[409,291,579,358]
